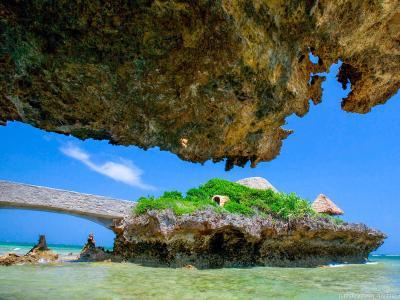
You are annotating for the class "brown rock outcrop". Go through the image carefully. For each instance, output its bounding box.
[78,233,114,262]
[0,253,24,266]
[0,235,58,266]
[1,1,399,169]
[212,195,230,207]
[113,208,386,268]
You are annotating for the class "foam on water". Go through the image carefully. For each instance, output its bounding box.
[327,261,380,268]
[327,263,348,268]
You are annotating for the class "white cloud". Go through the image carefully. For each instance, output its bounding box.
[60,144,154,190]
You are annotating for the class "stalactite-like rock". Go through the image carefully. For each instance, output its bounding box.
[1,1,399,169]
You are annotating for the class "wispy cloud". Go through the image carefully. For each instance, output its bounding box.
[60,144,154,190]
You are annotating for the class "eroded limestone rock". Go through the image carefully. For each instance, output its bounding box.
[212,195,230,207]
[0,235,58,266]
[113,208,385,268]
[236,177,278,192]
[78,233,114,262]
[1,1,399,169]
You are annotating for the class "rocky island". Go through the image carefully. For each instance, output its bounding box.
[0,177,386,268]
[113,209,384,268]
[77,177,385,268]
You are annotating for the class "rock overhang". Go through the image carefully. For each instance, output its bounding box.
[0,1,399,170]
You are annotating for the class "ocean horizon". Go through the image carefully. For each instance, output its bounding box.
[0,242,112,256]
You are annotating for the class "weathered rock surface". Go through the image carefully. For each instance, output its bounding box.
[113,208,385,268]
[78,234,115,262]
[0,235,58,266]
[0,253,23,266]
[236,177,278,192]
[1,1,399,169]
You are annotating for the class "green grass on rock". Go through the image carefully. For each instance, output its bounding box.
[134,179,320,219]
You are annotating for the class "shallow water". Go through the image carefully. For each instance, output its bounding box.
[0,242,83,257]
[0,244,399,299]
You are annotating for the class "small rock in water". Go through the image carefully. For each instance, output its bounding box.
[0,235,58,266]
[183,264,197,270]
[78,233,114,262]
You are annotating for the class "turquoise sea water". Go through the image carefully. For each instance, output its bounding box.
[0,243,399,299]
[0,242,83,257]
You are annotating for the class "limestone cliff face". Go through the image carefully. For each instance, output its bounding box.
[1,1,399,169]
[113,209,385,268]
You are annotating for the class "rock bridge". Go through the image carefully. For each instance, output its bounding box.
[0,180,134,230]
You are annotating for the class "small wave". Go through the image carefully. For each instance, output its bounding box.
[327,264,348,268]
[13,248,21,251]
[326,261,379,268]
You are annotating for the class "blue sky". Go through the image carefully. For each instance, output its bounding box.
[0,62,399,254]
